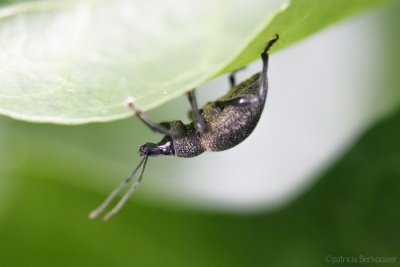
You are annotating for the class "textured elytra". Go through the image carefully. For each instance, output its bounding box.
[200,73,265,152]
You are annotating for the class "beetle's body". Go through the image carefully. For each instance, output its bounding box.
[195,72,265,153]
[90,35,279,220]
[151,72,265,158]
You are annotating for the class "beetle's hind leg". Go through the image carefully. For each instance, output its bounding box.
[215,94,261,109]
[214,34,279,109]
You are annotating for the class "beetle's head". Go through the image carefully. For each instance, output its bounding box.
[139,135,175,157]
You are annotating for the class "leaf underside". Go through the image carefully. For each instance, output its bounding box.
[0,0,395,124]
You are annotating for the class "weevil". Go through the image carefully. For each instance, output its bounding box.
[89,34,279,220]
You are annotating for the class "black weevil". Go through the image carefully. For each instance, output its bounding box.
[90,34,279,220]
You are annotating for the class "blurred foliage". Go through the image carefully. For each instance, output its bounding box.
[0,107,399,266]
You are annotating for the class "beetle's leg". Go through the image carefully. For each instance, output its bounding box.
[214,34,279,109]
[258,34,279,100]
[215,95,261,108]
[187,89,207,133]
[125,97,184,137]
[229,67,246,88]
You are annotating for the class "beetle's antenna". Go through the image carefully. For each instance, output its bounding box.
[89,156,149,220]
[103,156,148,221]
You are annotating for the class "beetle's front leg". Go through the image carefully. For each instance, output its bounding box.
[126,97,184,138]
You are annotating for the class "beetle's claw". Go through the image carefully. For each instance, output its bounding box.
[125,96,135,107]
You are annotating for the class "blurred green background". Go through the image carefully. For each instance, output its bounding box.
[1,3,400,267]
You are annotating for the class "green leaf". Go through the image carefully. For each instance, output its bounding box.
[0,0,394,124]
[219,0,399,73]
[0,0,287,124]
